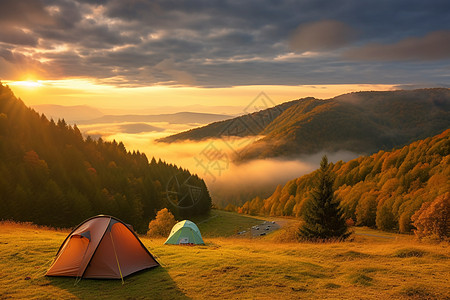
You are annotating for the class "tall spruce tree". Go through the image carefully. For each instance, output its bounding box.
[298,155,350,241]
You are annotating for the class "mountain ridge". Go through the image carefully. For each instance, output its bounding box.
[32,104,232,125]
[80,111,233,125]
[157,99,302,142]
[31,104,103,122]
[159,88,450,160]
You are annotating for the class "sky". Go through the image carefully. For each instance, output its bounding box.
[1,0,450,111]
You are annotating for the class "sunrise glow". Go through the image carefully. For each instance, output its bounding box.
[5,80,398,114]
[9,80,43,88]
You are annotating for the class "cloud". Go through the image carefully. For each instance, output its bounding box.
[1,0,450,86]
[0,27,39,46]
[394,83,450,90]
[118,123,165,134]
[0,48,48,79]
[344,30,450,61]
[289,20,357,52]
[0,0,55,27]
[206,150,360,206]
[154,58,197,86]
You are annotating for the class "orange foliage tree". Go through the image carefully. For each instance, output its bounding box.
[411,192,450,240]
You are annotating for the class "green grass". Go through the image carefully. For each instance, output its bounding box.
[1,213,449,299]
[190,209,265,237]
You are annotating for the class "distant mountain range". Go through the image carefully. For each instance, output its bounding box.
[32,104,232,125]
[32,104,103,122]
[79,112,232,125]
[158,88,450,160]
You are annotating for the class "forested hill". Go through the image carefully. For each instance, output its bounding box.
[159,88,450,161]
[0,84,211,233]
[157,99,301,142]
[234,129,450,233]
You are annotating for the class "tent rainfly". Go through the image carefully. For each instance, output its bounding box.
[164,220,204,245]
[46,215,159,280]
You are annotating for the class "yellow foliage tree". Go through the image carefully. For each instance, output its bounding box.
[147,208,176,237]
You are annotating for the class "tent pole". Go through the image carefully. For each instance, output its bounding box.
[110,231,124,285]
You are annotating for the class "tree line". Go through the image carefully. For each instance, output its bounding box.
[0,84,211,233]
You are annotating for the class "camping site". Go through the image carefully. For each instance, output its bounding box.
[1,1,450,299]
[1,210,449,299]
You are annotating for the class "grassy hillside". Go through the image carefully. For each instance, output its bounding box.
[192,209,266,237]
[1,216,449,300]
[158,88,450,161]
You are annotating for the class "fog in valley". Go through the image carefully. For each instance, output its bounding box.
[78,121,360,207]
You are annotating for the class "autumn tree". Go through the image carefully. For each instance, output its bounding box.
[147,208,177,237]
[224,203,236,212]
[298,156,350,241]
[411,193,450,240]
[355,192,377,227]
[376,204,396,231]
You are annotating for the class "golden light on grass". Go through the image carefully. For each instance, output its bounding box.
[1,211,449,299]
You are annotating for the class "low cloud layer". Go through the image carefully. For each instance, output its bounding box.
[80,123,360,206]
[1,0,449,87]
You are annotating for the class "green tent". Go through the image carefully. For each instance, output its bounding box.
[164,220,204,245]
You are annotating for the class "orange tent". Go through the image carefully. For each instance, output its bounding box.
[46,215,159,280]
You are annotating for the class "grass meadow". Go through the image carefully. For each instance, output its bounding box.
[1,210,449,299]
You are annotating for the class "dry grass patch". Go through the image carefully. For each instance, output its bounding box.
[393,248,427,258]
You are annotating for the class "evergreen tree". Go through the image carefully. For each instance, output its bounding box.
[298,156,350,241]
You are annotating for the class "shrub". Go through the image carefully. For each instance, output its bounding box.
[271,222,302,243]
[345,218,355,227]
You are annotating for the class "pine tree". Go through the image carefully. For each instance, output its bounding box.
[298,156,351,241]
